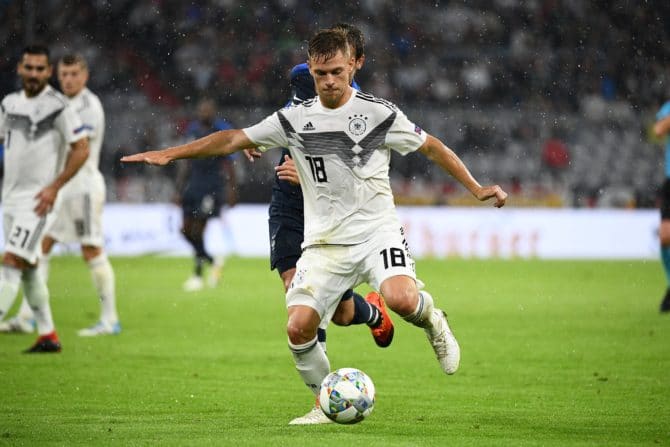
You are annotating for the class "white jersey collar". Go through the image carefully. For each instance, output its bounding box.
[68,87,88,102]
[316,86,355,114]
[21,84,53,101]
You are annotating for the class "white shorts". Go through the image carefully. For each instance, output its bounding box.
[3,206,58,264]
[47,189,105,246]
[286,227,419,328]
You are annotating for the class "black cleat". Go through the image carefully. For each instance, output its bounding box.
[661,288,670,313]
[23,335,62,354]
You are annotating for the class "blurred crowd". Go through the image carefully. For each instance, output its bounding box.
[1,0,669,207]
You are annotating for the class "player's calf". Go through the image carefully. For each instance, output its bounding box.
[400,290,435,329]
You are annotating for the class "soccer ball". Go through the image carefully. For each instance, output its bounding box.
[318,367,375,424]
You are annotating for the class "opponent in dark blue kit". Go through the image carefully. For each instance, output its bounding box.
[654,100,670,312]
[178,98,236,291]
[268,24,395,362]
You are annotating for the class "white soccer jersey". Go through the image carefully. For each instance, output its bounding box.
[244,89,427,247]
[59,87,105,196]
[0,85,87,208]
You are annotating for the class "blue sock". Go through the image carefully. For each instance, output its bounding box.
[317,328,326,343]
[350,292,380,327]
[661,246,670,284]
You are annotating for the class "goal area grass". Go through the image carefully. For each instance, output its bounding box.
[1,256,668,446]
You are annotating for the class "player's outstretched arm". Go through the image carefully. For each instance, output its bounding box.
[121,129,255,165]
[418,134,507,208]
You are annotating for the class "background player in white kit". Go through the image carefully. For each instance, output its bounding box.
[121,29,507,423]
[0,45,90,353]
[0,54,120,336]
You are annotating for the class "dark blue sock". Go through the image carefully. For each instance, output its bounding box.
[350,292,380,326]
[662,246,670,284]
[317,328,326,343]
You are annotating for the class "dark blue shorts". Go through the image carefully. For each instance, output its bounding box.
[661,179,670,219]
[269,215,303,273]
[182,193,222,220]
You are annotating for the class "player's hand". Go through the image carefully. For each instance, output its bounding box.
[121,150,171,166]
[475,185,508,208]
[275,155,300,185]
[243,148,262,162]
[34,185,58,216]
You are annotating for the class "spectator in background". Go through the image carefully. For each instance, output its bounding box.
[541,128,570,184]
[175,98,236,292]
[653,101,670,313]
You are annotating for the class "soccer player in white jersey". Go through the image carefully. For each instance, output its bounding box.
[122,29,507,423]
[0,45,90,353]
[0,54,120,336]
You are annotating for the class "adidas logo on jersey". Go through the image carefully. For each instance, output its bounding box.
[302,121,315,131]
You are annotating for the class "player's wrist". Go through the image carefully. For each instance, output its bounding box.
[49,178,65,191]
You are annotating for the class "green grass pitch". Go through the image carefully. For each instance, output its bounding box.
[1,256,669,446]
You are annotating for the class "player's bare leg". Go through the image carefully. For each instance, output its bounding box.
[280,268,295,293]
[380,275,459,374]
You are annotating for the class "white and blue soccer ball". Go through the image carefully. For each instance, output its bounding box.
[318,367,375,424]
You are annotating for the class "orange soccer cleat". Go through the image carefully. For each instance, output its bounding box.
[365,291,395,348]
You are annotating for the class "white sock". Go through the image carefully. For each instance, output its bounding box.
[402,290,436,329]
[88,253,118,324]
[0,266,22,320]
[214,255,225,267]
[289,336,331,396]
[17,297,34,321]
[22,267,55,335]
[38,253,50,282]
[16,254,50,322]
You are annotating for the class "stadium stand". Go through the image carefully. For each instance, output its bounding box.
[1,0,668,207]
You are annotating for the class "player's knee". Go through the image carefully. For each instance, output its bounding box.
[286,322,316,344]
[285,300,320,344]
[383,287,419,316]
[3,252,29,270]
[81,245,102,262]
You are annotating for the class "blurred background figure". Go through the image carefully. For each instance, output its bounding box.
[0,45,90,352]
[653,100,670,313]
[1,53,120,336]
[541,126,570,186]
[175,98,236,292]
